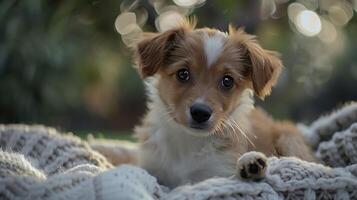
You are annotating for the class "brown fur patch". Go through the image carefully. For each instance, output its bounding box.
[228,25,283,99]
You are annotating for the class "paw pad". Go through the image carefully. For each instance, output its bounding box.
[248,163,259,174]
[236,151,267,181]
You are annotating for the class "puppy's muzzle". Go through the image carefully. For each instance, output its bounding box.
[190,103,212,129]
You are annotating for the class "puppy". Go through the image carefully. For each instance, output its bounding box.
[133,20,315,188]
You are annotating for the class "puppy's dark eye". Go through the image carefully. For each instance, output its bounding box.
[221,75,234,90]
[176,68,190,82]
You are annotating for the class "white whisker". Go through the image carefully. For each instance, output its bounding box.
[229,118,255,148]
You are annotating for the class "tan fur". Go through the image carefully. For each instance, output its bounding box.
[133,20,316,187]
[247,108,316,162]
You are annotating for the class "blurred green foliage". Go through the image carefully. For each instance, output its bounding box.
[0,0,145,131]
[0,0,356,136]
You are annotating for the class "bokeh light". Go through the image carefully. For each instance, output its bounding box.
[288,2,306,24]
[173,0,199,7]
[115,12,143,47]
[121,25,143,47]
[260,0,276,19]
[328,2,353,26]
[134,7,149,27]
[120,0,139,12]
[296,10,322,37]
[318,19,337,43]
[156,10,185,32]
[115,12,138,35]
[173,0,206,8]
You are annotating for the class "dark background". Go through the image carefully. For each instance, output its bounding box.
[1,0,356,137]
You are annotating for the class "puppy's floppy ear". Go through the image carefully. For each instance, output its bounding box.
[134,27,188,78]
[229,25,283,99]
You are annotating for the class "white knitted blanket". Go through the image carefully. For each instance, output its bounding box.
[1,103,357,200]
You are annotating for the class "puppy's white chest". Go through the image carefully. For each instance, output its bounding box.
[139,126,235,187]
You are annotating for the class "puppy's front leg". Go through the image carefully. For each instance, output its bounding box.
[236,151,268,181]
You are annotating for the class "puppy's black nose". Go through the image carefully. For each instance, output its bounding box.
[190,103,212,124]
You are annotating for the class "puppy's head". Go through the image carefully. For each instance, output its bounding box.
[134,21,282,136]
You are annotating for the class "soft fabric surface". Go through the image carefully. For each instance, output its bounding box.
[0,103,356,200]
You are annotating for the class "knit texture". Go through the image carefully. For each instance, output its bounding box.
[0,124,112,175]
[0,102,357,200]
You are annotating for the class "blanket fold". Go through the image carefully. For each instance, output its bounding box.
[0,102,356,200]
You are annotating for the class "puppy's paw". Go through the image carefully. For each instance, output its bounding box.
[236,151,267,181]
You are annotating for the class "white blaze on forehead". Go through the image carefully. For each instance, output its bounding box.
[203,31,227,68]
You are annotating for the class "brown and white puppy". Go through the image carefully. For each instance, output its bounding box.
[133,20,315,188]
